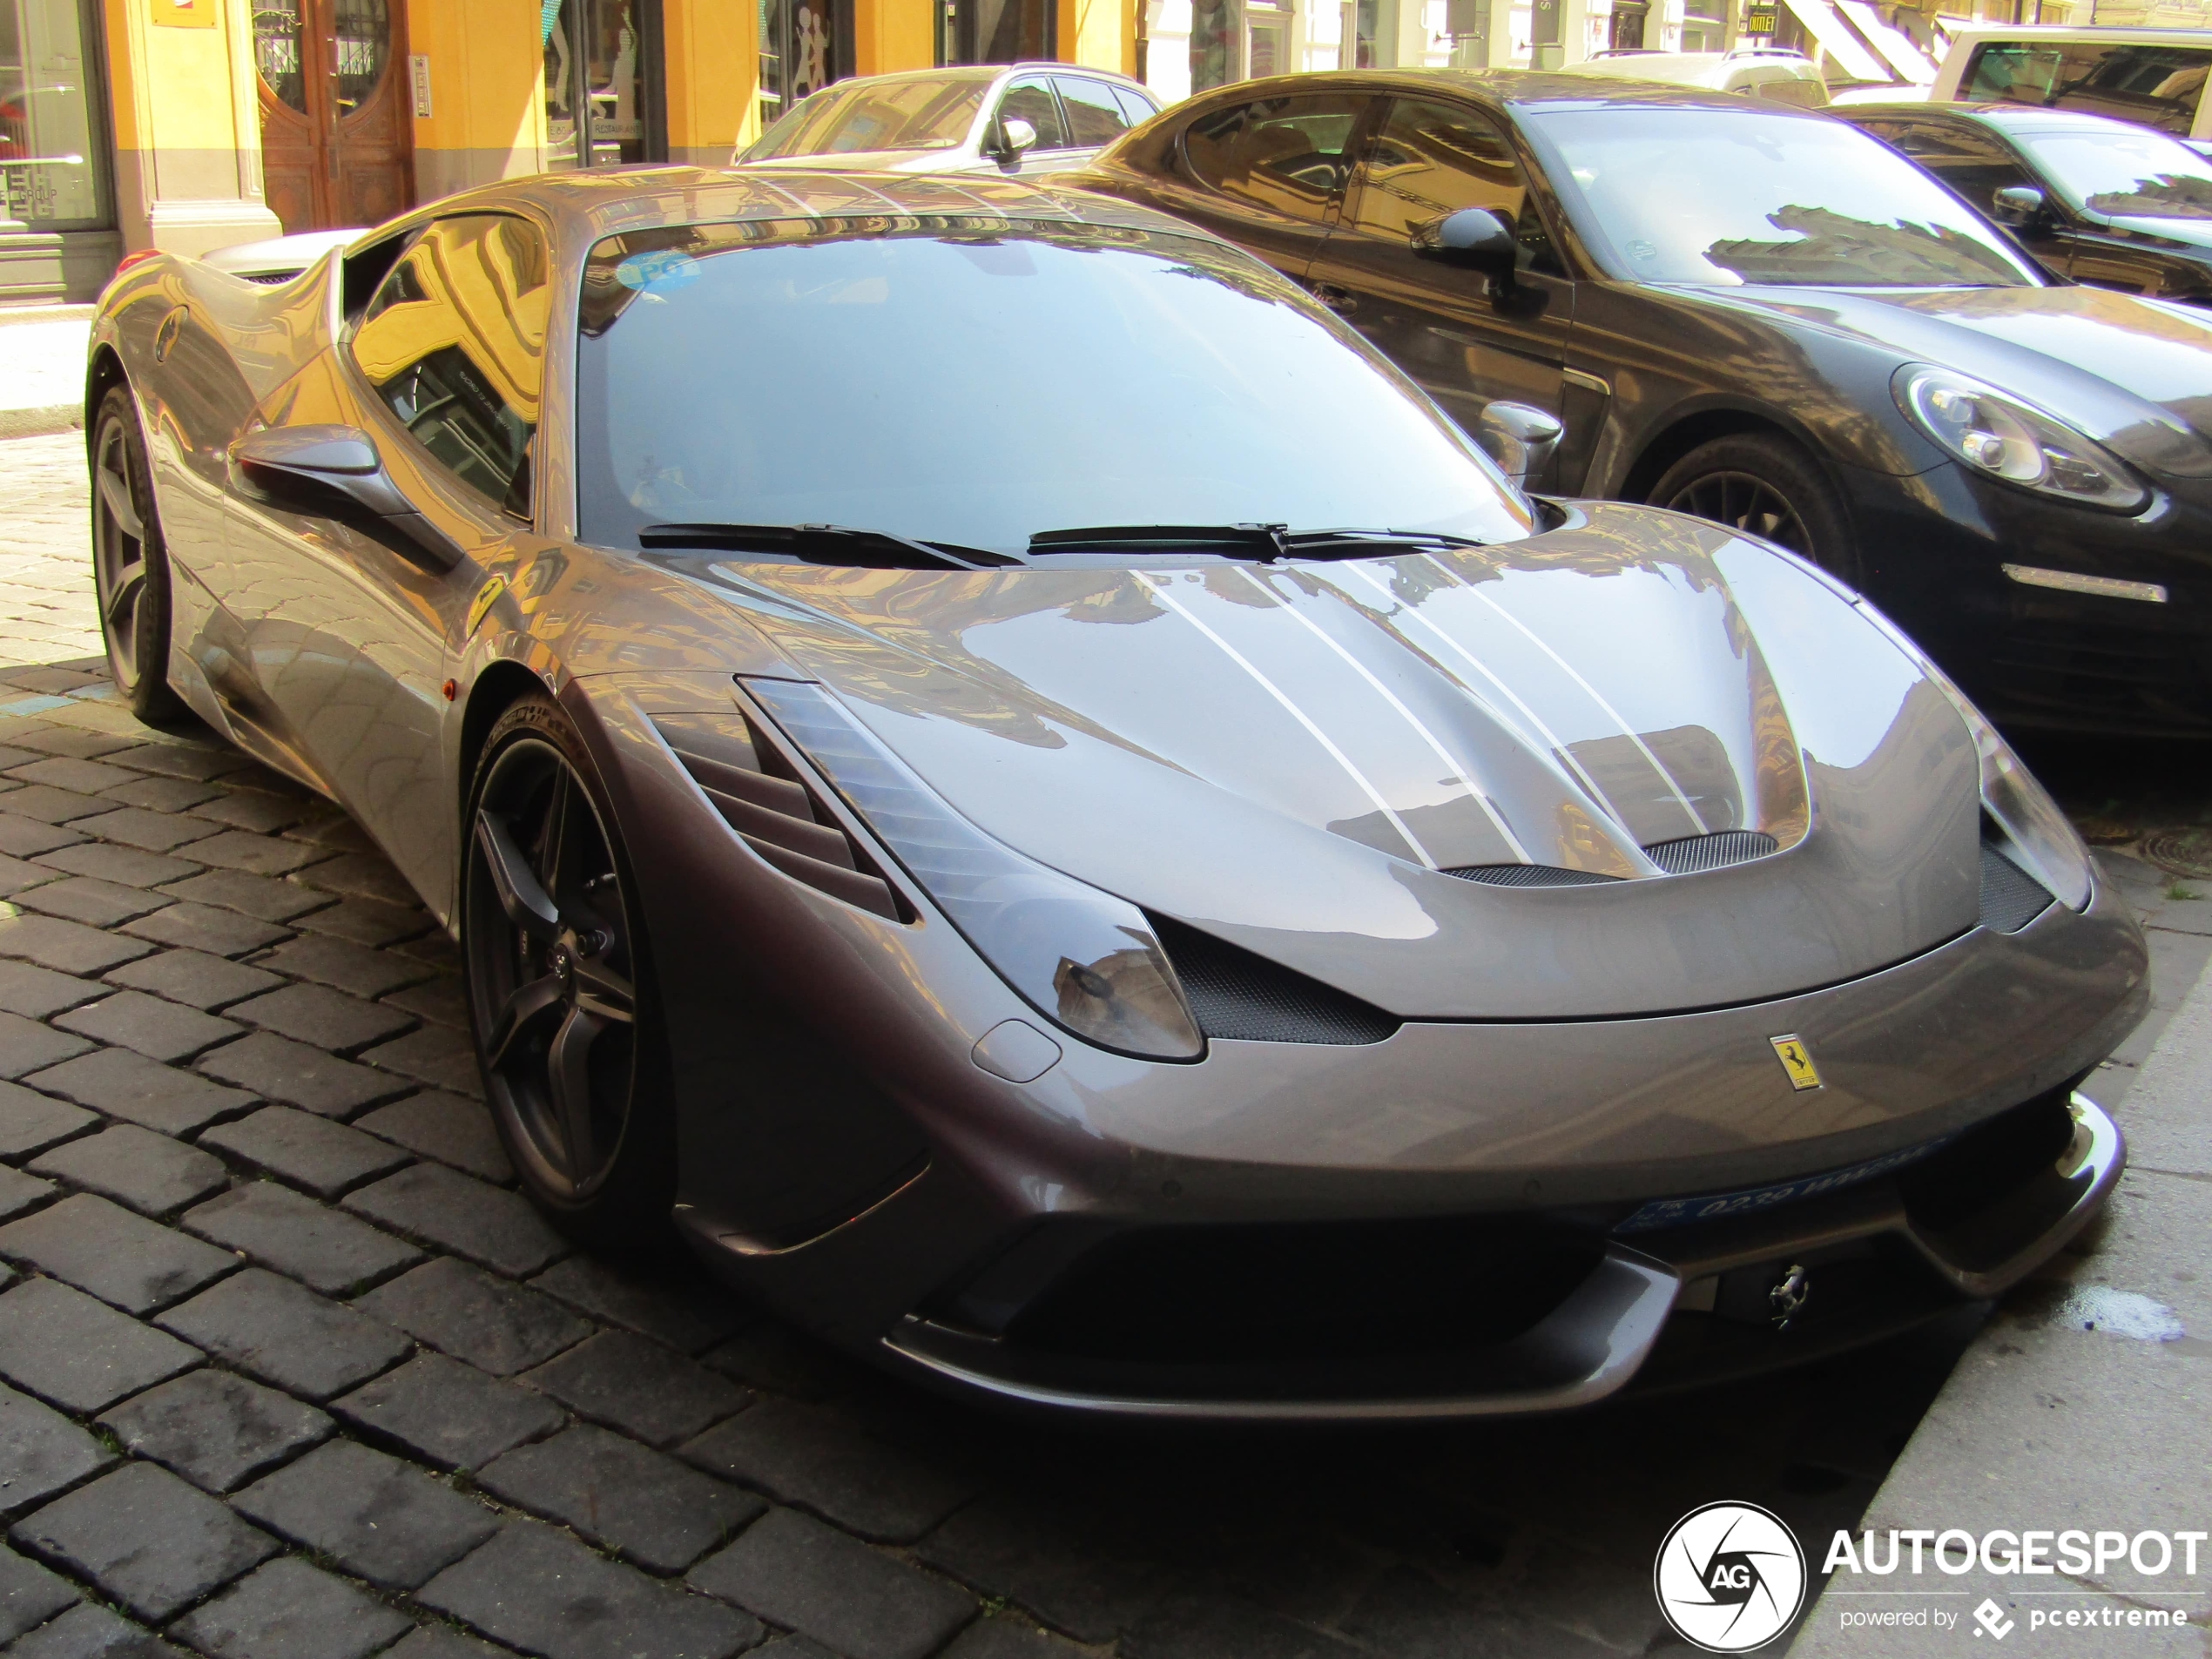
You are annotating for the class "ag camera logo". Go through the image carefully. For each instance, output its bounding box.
[1655,1501,1808,1652]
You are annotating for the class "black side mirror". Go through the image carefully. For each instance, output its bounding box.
[1989,185,2048,229]
[1412,207,1520,292]
[1475,401,1564,490]
[229,424,462,572]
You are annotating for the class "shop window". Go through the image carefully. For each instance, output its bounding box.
[1190,0,1238,91]
[545,0,663,170]
[1,0,107,229]
[759,0,846,132]
[1681,0,1725,51]
[937,0,1053,65]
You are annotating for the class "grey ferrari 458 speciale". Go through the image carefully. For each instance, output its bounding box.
[84,169,2144,1419]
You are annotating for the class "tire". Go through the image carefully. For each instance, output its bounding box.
[1647,431,1861,588]
[462,693,677,1252]
[90,386,187,723]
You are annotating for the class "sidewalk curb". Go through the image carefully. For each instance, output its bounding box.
[0,406,83,441]
[1791,951,2212,1654]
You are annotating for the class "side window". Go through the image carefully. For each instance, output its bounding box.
[1877,118,2030,214]
[996,78,1070,150]
[351,213,550,518]
[1182,92,1370,224]
[1347,98,1563,276]
[1109,84,1158,127]
[1962,41,2212,135]
[1055,77,1132,147]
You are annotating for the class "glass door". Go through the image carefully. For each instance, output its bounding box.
[759,0,844,132]
[544,0,661,171]
[255,0,408,231]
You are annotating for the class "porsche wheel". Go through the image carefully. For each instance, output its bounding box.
[463,695,675,1249]
[1649,432,1860,587]
[91,387,186,723]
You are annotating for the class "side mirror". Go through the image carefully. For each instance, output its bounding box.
[1475,401,1564,491]
[229,424,462,572]
[1989,185,2048,228]
[990,116,1040,162]
[1412,206,1521,293]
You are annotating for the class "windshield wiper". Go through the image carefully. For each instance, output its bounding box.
[1028,523,1294,560]
[1026,524,1492,560]
[638,523,1022,570]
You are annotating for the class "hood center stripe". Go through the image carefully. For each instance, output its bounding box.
[1421,553,1709,839]
[1231,565,1532,865]
[1134,571,1440,869]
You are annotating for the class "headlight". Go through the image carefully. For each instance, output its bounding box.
[741,678,1204,1061]
[1895,365,2148,513]
[1848,601,2094,913]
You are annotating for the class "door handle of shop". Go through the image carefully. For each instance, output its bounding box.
[1308,281,1358,316]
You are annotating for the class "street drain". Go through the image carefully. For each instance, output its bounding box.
[2141,827,2212,880]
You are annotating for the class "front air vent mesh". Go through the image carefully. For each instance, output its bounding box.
[1980,843,2055,934]
[1150,915,1399,1046]
[1642,830,1779,874]
[1447,864,1621,888]
[241,270,298,285]
[653,712,909,923]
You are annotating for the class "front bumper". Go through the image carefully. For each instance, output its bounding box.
[1840,458,2212,737]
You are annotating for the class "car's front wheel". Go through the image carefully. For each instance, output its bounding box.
[462,694,676,1250]
[90,386,186,722]
[1648,431,1861,587]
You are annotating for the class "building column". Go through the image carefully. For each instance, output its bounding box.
[1062,0,1137,69]
[405,0,547,206]
[852,0,934,78]
[664,0,757,165]
[104,0,282,255]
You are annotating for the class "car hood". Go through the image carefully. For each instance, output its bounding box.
[1702,282,2212,477]
[668,503,1983,1020]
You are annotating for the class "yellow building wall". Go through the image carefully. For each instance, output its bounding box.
[407,0,548,205]
[854,0,939,76]
[1061,0,1136,70]
[105,0,282,253]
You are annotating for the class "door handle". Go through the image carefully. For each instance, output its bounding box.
[1308,281,1358,316]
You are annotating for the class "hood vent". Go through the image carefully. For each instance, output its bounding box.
[653,712,908,923]
[1979,843,2054,935]
[1447,864,1621,888]
[1448,830,1782,888]
[1643,830,1779,874]
[1150,915,1399,1046]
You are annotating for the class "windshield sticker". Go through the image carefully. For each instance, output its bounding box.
[613,249,701,293]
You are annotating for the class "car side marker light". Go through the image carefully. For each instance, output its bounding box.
[2001,563,2168,604]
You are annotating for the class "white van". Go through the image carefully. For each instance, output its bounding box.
[1569,47,1832,106]
[1926,24,2212,141]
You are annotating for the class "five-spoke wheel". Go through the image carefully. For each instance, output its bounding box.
[90,386,184,721]
[464,696,670,1240]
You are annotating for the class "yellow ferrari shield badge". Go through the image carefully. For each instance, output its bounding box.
[1770,1035,1823,1091]
[466,577,506,638]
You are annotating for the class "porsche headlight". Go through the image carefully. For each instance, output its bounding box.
[1895,366,2148,513]
[741,678,1204,1061]
[1850,603,2094,913]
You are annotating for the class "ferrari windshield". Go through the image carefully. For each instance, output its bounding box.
[1525,106,2043,288]
[2019,126,2212,221]
[574,224,1534,556]
[742,75,991,158]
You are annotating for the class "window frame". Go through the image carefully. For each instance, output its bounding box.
[994,74,1075,152]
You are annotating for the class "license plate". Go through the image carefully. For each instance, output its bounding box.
[1612,1136,1954,1234]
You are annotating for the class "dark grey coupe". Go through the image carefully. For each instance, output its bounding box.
[85,169,2141,1418]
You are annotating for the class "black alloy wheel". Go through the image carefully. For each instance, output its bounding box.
[464,695,672,1244]
[1649,431,1861,588]
[90,386,186,722]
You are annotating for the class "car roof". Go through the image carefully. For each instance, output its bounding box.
[368,166,1215,252]
[1170,65,1824,117]
[1851,101,2189,138]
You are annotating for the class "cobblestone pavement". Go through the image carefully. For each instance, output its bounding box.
[0,432,2195,1659]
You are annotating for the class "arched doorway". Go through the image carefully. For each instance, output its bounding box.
[254,0,413,233]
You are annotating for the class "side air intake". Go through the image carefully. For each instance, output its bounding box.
[1979,843,2054,934]
[1447,864,1620,887]
[653,711,908,922]
[1643,830,1779,873]
[1150,915,1399,1045]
